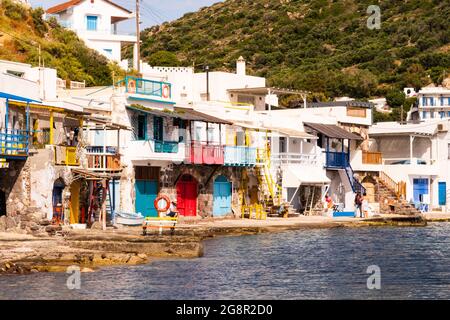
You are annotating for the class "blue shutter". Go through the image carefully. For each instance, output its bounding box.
[422,97,427,106]
[86,16,98,31]
[439,182,446,206]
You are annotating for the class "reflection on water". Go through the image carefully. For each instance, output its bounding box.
[1,223,450,300]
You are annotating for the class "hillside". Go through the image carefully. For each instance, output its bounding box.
[0,0,114,86]
[139,0,450,99]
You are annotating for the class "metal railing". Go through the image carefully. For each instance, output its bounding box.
[186,142,224,165]
[154,140,179,153]
[224,146,257,166]
[118,76,172,99]
[271,152,321,166]
[0,129,30,157]
[86,146,117,155]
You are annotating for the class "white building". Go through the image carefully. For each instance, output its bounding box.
[46,0,137,69]
[416,86,450,120]
[141,57,278,108]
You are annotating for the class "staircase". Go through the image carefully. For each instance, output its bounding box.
[377,172,420,216]
[344,164,366,194]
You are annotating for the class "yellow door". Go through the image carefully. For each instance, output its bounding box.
[70,180,81,224]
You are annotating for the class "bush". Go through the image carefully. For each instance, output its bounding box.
[2,0,27,20]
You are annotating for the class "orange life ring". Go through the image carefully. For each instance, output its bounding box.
[127,79,136,93]
[162,84,170,99]
[154,194,171,212]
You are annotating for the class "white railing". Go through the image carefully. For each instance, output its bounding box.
[56,78,66,89]
[70,81,86,89]
[383,157,433,166]
[271,153,322,166]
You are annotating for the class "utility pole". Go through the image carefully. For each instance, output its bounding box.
[136,0,141,74]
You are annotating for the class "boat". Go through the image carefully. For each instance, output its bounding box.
[114,211,145,226]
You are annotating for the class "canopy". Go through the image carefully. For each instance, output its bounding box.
[304,122,363,140]
[0,91,41,104]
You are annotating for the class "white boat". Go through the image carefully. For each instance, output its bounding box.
[115,212,145,226]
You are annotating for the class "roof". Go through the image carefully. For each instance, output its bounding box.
[369,122,438,137]
[283,166,330,187]
[304,123,363,140]
[227,87,308,96]
[290,101,375,109]
[46,0,132,14]
[8,100,90,116]
[126,105,232,124]
[265,126,317,139]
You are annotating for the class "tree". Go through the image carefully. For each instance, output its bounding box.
[386,90,406,108]
[146,51,180,66]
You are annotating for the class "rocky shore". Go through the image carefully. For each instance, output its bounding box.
[0,214,434,275]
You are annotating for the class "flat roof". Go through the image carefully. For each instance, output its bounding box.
[369,122,438,137]
[290,101,375,109]
[47,0,132,14]
[227,87,308,96]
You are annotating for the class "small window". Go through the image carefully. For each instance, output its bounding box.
[440,111,445,119]
[103,49,113,56]
[422,97,427,106]
[137,115,147,140]
[422,111,428,119]
[86,15,98,31]
[6,70,25,78]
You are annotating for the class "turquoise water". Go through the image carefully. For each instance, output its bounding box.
[1,223,450,300]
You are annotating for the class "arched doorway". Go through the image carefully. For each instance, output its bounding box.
[213,175,232,216]
[176,174,198,217]
[362,176,376,203]
[0,190,6,217]
[52,179,65,224]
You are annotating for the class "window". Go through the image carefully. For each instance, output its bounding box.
[422,111,428,119]
[430,97,435,106]
[279,137,286,153]
[440,111,445,119]
[430,111,435,119]
[447,111,450,118]
[103,49,113,56]
[422,97,427,106]
[137,115,147,140]
[86,15,98,31]
[6,70,24,78]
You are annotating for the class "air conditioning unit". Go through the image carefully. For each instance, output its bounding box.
[438,123,448,132]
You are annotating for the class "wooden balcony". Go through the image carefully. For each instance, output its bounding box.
[325,151,349,168]
[362,151,382,164]
[86,146,121,172]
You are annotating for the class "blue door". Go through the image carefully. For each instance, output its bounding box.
[213,176,232,216]
[135,180,158,217]
[439,182,447,206]
[413,178,429,203]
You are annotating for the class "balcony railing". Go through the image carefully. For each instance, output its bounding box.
[272,153,321,166]
[119,76,172,99]
[325,151,349,168]
[86,146,121,171]
[155,140,179,153]
[187,143,224,165]
[54,146,79,166]
[0,129,29,157]
[224,146,257,166]
[362,151,383,164]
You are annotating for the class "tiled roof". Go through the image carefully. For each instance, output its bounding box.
[46,0,132,15]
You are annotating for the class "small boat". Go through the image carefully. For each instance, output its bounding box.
[115,211,145,226]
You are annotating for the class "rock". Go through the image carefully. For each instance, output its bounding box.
[29,223,40,231]
[30,269,39,273]
[5,217,16,230]
[5,263,11,269]
[39,219,51,226]
[81,267,95,273]
[137,253,147,260]
[127,255,145,265]
[0,216,6,232]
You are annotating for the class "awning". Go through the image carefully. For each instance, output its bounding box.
[268,127,318,139]
[283,166,330,187]
[126,104,232,124]
[304,122,363,140]
[0,91,41,103]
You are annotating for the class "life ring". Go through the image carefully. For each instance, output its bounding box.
[162,84,170,99]
[127,79,136,93]
[154,194,171,212]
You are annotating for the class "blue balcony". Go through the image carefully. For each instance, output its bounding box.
[325,151,348,168]
[224,146,257,167]
[155,140,179,153]
[0,129,30,159]
[120,76,172,99]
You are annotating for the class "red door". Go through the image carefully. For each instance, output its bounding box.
[177,175,198,216]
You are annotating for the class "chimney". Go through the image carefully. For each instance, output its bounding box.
[236,56,246,76]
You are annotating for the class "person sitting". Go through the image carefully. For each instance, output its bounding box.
[166,201,179,218]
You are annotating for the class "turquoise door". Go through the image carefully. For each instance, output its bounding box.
[439,182,447,206]
[135,180,158,217]
[213,176,232,216]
